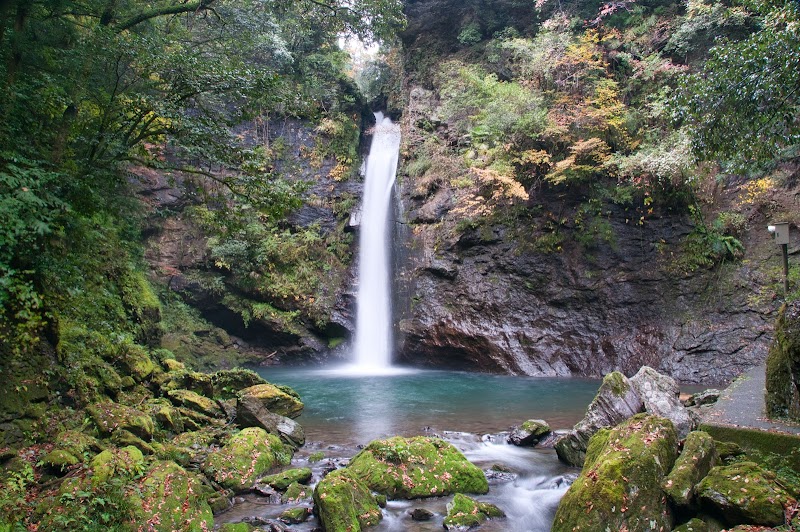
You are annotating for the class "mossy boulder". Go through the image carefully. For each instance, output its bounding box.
[90,445,144,484]
[203,427,293,492]
[313,469,382,531]
[167,389,224,418]
[135,460,214,531]
[765,301,800,421]
[662,430,719,510]
[508,419,551,446]
[237,383,304,419]
[40,449,80,473]
[282,481,310,503]
[346,436,488,499]
[555,371,644,466]
[111,429,156,454]
[162,370,214,397]
[696,461,794,527]
[443,493,505,530]
[553,414,678,532]
[87,402,155,440]
[672,518,710,532]
[154,404,184,433]
[114,341,157,382]
[260,467,312,490]
[53,429,102,457]
[212,369,267,399]
[219,524,257,532]
[280,506,312,524]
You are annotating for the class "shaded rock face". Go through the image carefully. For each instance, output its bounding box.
[396,89,771,385]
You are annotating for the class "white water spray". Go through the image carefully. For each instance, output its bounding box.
[352,112,401,371]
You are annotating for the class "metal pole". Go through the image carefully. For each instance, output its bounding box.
[782,243,790,296]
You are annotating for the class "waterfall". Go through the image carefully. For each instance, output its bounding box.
[352,112,401,371]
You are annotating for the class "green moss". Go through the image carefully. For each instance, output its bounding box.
[765,302,800,421]
[672,518,710,532]
[237,383,304,418]
[696,461,792,527]
[604,371,631,397]
[166,389,223,418]
[40,449,80,473]
[90,446,144,484]
[443,493,505,528]
[309,451,325,463]
[219,524,257,532]
[700,424,800,478]
[135,460,214,531]
[282,481,310,503]
[312,469,382,531]
[662,431,718,509]
[211,368,266,400]
[86,402,155,440]
[279,506,311,524]
[520,419,551,437]
[553,414,678,532]
[113,340,157,383]
[346,436,488,499]
[203,427,292,492]
[260,467,312,490]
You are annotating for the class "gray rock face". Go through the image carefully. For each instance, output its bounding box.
[630,366,697,438]
[554,372,644,466]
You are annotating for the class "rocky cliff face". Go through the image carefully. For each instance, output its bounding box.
[394,86,782,384]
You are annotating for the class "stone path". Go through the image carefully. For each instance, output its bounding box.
[701,364,800,436]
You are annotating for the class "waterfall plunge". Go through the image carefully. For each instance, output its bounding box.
[352,112,401,372]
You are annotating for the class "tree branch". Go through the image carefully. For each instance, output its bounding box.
[115,0,216,32]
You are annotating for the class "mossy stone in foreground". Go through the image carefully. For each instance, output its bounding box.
[662,430,718,510]
[90,445,144,484]
[696,461,793,527]
[443,493,505,530]
[203,427,293,492]
[313,469,382,531]
[135,460,214,531]
[346,436,488,499]
[260,467,312,490]
[552,414,678,532]
[87,401,155,439]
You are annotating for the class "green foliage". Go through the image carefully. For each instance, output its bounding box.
[0,460,34,526]
[458,22,484,45]
[678,206,745,271]
[674,0,800,171]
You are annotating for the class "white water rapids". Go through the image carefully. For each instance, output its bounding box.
[353,112,401,372]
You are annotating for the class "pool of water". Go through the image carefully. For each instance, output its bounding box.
[215,366,603,531]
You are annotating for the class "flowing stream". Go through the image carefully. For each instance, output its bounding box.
[352,112,401,372]
[219,367,601,531]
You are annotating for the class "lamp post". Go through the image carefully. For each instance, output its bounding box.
[767,222,790,296]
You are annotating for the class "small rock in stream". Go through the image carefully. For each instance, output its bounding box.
[410,508,435,521]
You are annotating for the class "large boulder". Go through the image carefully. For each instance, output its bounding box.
[552,414,679,532]
[203,427,293,492]
[90,446,145,484]
[259,467,312,490]
[766,301,800,421]
[554,371,644,466]
[313,469,382,531]
[236,402,305,447]
[346,436,488,499]
[696,461,794,527]
[237,384,304,420]
[135,460,214,531]
[630,366,697,438]
[166,389,224,419]
[87,402,155,440]
[662,430,718,510]
[443,493,504,530]
[212,369,267,399]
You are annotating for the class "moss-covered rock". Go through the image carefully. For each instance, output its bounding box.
[552,414,678,532]
[90,445,144,484]
[555,371,644,466]
[765,301,800,421]
[260,467,312,490]
[346,436,488,499]
[167,389,224,418]
[662,430,718,510]
[111,428,156,454]
[313,469,382,531]
[282,481,310,503]
[154,403,184,433]
[114,340,157,382]
[203,427,293,492]
[237,383,304,419]
[40,449,80,473]
[162,357,186,372]
[162,370,214,397]
[696,461,793,527]
[508,419,551,446]
[212,369,267,399]
[672,518,710,532]
[135,460,214,531]
[87,402,155,440]
[280,506,312,524]
[53,429,102,457]
[443,493,505,530]
[219,524,257,532]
